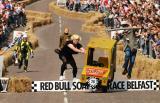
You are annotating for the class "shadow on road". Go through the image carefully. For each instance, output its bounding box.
[17,70,39,73]
[85,90,127,94]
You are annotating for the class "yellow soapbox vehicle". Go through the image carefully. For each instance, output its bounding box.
[80,37,117,92]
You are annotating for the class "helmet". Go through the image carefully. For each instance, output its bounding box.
[23,34,28,38]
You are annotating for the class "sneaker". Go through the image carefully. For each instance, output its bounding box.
[24,70,28,72]
[127,75,131,79]
[73,78,79,82]
[24,66,27,71]
[122,70,128,75]
[63,76,66,80]
[59,76,64,81]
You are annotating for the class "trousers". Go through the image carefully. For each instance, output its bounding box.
[59,54,77,78]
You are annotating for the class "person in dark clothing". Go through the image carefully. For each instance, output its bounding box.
[122,38,137,79]
[59,28,72,49]
[127,47,137,79]
[55,28,72,54]
[55,28,72,70]
[59,34,85,81]
[122,38,131,76]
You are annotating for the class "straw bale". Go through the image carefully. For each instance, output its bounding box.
[8,76,32,93]
[49,2,95,20]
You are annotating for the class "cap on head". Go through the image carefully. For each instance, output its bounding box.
[71,34,81,41]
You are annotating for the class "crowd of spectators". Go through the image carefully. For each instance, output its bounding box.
[65,0,102,12]
[0,0,26,50]
[65,0,160,59]
[102,0,160,59]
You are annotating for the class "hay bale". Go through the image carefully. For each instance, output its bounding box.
[156,71,160,80]
[8,76,32,93]
[82,24,105,33]
[27,16,36,21]
[18,0,40,5]
[49,2,95,20]
[116,51,124,65]
[3,50,13,68]
[25,22,34,33]
[26,10,52,29]
[28,33,39,49]
[82,25,91,32]
[85,20,94,26]
[27,15,52,29]
[92,18,99,24]
[117,45,124,51]
[132,54,160,79]
[26,10,52,19]
[97,22,103,26]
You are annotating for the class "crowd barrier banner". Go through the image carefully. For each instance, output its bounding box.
[0,77,9,93]
[0,56,4,78]
[57,0,66,7]
[13,31,25,43]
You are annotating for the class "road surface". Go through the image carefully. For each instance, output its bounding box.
[0,0,159,103]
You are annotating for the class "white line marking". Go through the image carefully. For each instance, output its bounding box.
[63,76,69,103]
[63,91,67,96]
[64,96,69,103]
[59,16,69,103]
[59,17,61,24]
[59,16,62,35]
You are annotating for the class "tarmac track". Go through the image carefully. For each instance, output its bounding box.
[0,0,159,103]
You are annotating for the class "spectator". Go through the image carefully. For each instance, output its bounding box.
[127,47,137,79]
[104,0,160,59]
[61,0,160,59]
[122,38,131,76]
[75,0,81,12]
[0,0,27,49]
[58,34,85,81]
[54,27,72,54]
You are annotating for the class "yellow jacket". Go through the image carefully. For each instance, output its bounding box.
[16,40,33,54]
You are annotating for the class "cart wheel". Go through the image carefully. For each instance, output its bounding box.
[89,86,97,92]
[102,86,108,93]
